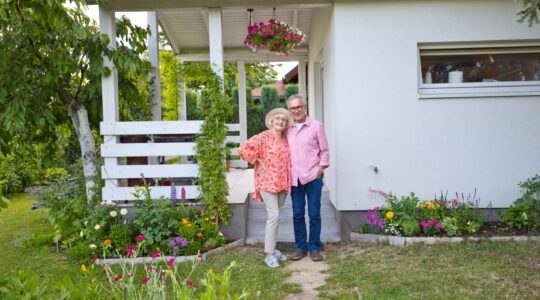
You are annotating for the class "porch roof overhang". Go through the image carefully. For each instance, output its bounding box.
[94,0,331,62]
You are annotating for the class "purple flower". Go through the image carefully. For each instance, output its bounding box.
[169,239,176,246]
[181,240,188,247]
[175,236,182,243]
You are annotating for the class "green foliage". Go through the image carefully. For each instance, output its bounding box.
[440,217,459,236]
[160,50,182,121]
[401,219,420,237]
[38,178,88,245]
[109,224,131,252]
[44,167,69,184]
[0,193,9,212]
[285,83,299,100]
[196,72,232,223]
[186,89,204,120]
[503,175,540,230]
[260,85,285,114]
[517,0,540,26]
[0,152,22,194]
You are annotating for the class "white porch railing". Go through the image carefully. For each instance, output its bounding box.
[100,120,246,201]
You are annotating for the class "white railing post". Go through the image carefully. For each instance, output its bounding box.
[99,7,119,191]
[298,60,307,98]
[237,61,248,168]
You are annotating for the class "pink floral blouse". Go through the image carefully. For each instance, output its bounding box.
[238,130,291,201]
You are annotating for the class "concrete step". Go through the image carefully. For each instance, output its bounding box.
[246,221,339,244]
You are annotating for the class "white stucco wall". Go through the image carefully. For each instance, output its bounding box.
[327,0,540,210]
[307,6,340,208]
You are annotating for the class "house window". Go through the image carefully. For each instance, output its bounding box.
[418,41,540,98]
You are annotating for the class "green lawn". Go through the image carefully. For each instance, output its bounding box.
[320,241,540,299]
[3,194,540,299]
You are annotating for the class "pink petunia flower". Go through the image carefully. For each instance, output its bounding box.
[142,277,150,285]
[167,258,175,267]
[151,251,160,259]
[136,235,145,241]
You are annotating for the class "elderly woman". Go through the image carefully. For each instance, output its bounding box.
[238,108,292,268]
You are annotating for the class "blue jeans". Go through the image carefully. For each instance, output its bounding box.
[291,177,323,251]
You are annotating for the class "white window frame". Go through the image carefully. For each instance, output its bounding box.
[417,40,540,99]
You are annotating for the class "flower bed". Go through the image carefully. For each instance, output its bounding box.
[70,185,227,262]
[359,175,540,240]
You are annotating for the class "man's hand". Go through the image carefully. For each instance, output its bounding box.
[255,158,265,175]
[317,166,326,178]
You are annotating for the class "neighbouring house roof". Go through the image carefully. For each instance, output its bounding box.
[251,82,286,100]
[282,65,298,84]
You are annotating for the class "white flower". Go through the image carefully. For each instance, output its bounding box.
[120,208,128,216]
[84,221,88,226]
[110,210,117,217]
[94,224,101,230]
[80,231,84,238]
[89,244,97,249]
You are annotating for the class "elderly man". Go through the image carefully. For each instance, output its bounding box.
[286,95,330,261]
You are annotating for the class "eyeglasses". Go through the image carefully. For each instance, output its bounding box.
[288,105,304,112]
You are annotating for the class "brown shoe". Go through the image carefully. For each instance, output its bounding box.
[310,250,323,261]
[290,249,307,261]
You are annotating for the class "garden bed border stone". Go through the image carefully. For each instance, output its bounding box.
[95,239,244,265]
[350,233,540,246]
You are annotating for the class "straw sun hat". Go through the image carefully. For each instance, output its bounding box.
[265,108,293,130]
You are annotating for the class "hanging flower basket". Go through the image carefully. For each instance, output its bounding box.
[244,19,305,55]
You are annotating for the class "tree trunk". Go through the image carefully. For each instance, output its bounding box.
[68,105,97,206]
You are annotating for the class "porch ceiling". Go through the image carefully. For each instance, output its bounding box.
[158,7,313,54]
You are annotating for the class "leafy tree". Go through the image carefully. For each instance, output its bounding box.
[518,0,540,26]
[186,89,203,120]
[285,84,299,101]
[0,0,151,204]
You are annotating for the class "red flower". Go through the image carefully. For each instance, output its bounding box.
[136,235,145,241]
[187,280,193,286]
[114,275,122,282]
[92,256,98,264]
[142,277,150,285]
[167,258,175,267]
[151,250,160,259]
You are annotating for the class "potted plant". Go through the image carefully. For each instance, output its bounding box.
[244,18,305,55]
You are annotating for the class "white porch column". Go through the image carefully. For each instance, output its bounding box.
[298,60,307,98]
[99,7,119,189]
[147,11,162,121]
[208,8,224,83]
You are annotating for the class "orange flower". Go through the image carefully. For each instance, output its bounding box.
[196,232,204,238]
[103,239,112,246]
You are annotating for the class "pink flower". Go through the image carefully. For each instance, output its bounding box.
[136,235,145,241]
[92,256,98,264]
[151,251,160,259]
[142,277,150,285]
[206,244,212,252]
[197,251,203,261]
[420,221,429,229]
[114,275,122,282]
[453,199,459,207]
[167,258,175,267]
[285,35,291,41]
[435,223,443,229]
[126,247,134,256]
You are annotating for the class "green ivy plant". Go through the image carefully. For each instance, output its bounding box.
[196,71,232,223]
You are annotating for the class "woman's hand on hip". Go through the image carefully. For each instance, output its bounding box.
[255,158,265,175]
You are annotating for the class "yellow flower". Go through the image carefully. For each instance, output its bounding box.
[81,264,88,273]
[181,218,188,224]
[205,217,209,221]
[165,269,173,275]
[386,211,395,219]
[208,268,213,274]
[210,216,216,220]
[187,223,193,228]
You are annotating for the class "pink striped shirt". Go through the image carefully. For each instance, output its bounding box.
[286,116,330,186]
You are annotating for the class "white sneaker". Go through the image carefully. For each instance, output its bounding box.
[264,256,280,268]
[273,249,287,261]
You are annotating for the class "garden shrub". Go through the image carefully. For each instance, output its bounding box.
[401,219,420,237]
[0,151,22,194]
[285,83,298,100]
[43,167,69,184]
[503,175,540,230]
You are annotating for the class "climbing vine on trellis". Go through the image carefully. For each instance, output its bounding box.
[195,71,232,223]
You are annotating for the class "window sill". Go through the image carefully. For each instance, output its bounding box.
[418,82,540,99]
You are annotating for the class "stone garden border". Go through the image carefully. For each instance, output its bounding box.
[351,233,540,246]
[95,239,244,265]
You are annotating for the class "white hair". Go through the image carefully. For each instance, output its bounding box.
[287,94,306,106]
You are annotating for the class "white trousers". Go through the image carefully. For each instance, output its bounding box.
[260,191,288,254]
